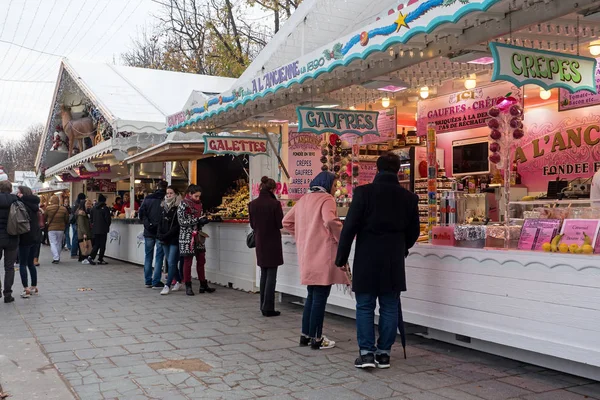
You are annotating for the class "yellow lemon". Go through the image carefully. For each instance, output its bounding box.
[582,244,594,254]
[541,242,552,252]
[558,243,569,253]
[569,244,580,254]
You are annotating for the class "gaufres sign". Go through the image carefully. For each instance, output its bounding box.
[203,136,268,156]
[489,43,598,94]
[296,107,379,136]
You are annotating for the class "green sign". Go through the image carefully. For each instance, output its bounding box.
[489,43,598,94]
[296,107,380,136]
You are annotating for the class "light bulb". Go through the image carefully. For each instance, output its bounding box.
[590,44,600,56]
[381,97,390,108]
[464,75,477,90]
[539,88,552,100]
[349,105,356,110]
[419,86,430,99]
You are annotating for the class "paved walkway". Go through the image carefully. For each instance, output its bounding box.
[0,247,599,400]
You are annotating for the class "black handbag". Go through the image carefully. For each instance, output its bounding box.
[246,230,256,248]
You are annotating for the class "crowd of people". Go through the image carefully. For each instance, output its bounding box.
[249,152,420,369]
[0,152,419,369]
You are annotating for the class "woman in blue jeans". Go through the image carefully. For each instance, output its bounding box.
[16,186,41,298]
[157,186,182,295]
[282,172,350,350]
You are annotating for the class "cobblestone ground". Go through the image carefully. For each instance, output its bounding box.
[1,247,599,400]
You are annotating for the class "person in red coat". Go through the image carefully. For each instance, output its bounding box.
[248,176,284,317]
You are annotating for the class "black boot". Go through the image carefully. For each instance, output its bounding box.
[200,280,215,293]
[185,282,194,296]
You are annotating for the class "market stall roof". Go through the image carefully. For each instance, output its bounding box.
[235,0,401,84]
[36,59,236,173]
[45,138,116,177]
[125,132,211,164]
[166,0,600,132]
[60,59,236,135]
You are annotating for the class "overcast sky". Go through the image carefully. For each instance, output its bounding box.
[0,0,180,141]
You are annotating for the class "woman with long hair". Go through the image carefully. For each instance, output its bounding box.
[16,186,40,298]
[76,202,92,263]
[177,185,214,296]
[248,176,284,317]
[282,171,349,350]
[158,186,182,295]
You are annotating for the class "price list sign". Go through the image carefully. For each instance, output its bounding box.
[288,128,322,199]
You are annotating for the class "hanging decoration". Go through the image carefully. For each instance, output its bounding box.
[486,93,525,246]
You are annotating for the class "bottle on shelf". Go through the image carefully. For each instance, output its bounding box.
[468,176,476,194]
[397,127,407,147]
[479,174,488,192]
[406,129,419,145]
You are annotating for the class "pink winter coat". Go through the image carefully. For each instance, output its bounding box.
[282,192,350,286]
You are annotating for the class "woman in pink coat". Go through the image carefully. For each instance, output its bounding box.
[283,171,350,350]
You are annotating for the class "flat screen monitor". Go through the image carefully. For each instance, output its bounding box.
[452,137,490,176]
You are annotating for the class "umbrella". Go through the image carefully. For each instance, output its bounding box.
[398,295,407,359]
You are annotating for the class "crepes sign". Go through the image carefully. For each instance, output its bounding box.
[296,107,379,136]
[203,136,268,156]
[490,43,598,94]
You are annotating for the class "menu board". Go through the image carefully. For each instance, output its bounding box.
[358,161,377,186]
[361,108,397,144]
[288,128,322,199]
[517,219,562,251]
[560,219,600,246]
[559,59,600,111]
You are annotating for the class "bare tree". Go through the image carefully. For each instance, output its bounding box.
[247,0,302,33]
[122,0,276,77]
[0,124,44,180]
[121,26,167,70]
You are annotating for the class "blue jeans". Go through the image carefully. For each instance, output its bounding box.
[70,224,78,256]
[144,237,164,286]
[356,292,400,356]
[161,242,180,288]
[302,285,332,339]
[18,244,37,287]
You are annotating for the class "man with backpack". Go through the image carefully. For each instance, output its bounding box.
[0,180,19,303]
[139,181,167,288]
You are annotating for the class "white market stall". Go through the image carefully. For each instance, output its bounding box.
[163,0,600,380]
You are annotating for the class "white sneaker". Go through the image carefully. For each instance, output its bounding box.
[160,286,170,295]
[21,289,30,298]
[172,282,181,292]
[82,259,90,265]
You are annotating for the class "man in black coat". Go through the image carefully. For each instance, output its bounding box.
[88,194,111,265]
[335,152,420,369]
[70,193,86,259]
[0,180,19,303]
[138,181,167,288]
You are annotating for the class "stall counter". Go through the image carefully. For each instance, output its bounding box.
[106,219,257,292]
[271,238,600,380]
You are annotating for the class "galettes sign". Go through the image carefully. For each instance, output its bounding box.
[203,136,268,156]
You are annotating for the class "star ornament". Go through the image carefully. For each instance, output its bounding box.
[394,12,409,32]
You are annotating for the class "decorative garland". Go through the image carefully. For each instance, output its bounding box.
[169,0,474,131]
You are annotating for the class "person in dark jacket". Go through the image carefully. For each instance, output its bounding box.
[139,181,167,288]
[87,194,111,265]
[157,186,182,295]
[335,152,420,369]
[0,180,18,303]
[248,176,284,317]
[16,186,40,298]
[70,193,86,259]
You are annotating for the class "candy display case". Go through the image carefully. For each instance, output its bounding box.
[508,199,595,224]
